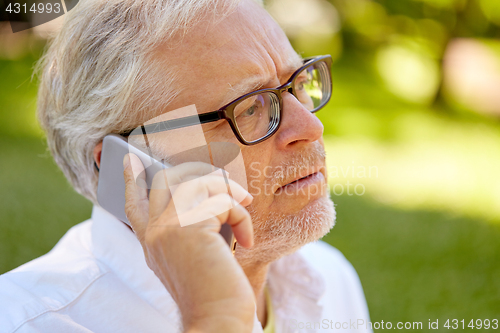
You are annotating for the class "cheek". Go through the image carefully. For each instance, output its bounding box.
[202,121,235,144]
[243,146,273,198]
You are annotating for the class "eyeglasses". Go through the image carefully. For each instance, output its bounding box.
[123,55,332,145]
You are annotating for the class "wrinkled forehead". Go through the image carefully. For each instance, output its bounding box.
[153,0,302,111]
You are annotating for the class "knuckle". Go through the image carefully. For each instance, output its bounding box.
[208,192,230,204]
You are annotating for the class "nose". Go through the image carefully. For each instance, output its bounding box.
[274,91,324,149]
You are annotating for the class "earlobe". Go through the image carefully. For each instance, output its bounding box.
[93,141,103,170]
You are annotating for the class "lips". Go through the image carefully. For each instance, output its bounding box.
[275,167,325,193]
[274,171,326,196]
[283,173,316,187]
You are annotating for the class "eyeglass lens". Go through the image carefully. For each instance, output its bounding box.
[233,60,331,143]
[233,92,280,142]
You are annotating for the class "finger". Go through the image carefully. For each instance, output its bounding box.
[153,161,251,205]
[148,162,218,221]
[170,174,252,215]
[216,200,253,249]
[180,194,253,248]
[150,162,218,189]
[149,166,252,228]
[123,153,149,239]
[148,169,172,223]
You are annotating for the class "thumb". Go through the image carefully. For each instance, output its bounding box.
[123,153,149,240]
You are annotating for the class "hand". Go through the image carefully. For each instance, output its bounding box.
[123,153,256,333]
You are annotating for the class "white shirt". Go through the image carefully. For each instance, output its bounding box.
[0,206,372,333]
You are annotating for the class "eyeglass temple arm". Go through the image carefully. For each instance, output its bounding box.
[123,110,222,136]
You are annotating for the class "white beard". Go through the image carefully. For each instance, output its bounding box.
[235,192,336,265]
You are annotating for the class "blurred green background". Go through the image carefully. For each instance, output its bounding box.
[1,0,499,330]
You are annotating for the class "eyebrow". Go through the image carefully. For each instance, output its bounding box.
[222,54,304,106]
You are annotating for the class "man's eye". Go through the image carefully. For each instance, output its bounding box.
[242,105,257,117]
[238,94,265,118]
[296,74,311,91]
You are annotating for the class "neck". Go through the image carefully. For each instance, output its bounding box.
[240,261,270,328]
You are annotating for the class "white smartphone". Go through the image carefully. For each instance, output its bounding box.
[96,134,235,249]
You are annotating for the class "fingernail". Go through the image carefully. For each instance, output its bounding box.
[123,154,130,169]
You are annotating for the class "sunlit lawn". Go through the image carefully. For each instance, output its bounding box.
[1,50,499,330]
[319,54,500,223]
[325,194,500,323]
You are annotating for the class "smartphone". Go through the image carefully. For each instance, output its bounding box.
[96,134,235,250]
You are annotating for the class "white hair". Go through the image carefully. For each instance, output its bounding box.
[37,0,261,203]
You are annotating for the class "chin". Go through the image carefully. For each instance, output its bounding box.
[235,193,336,265]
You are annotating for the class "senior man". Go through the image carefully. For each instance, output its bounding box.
[0,0,371,332]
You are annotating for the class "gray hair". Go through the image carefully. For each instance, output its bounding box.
[37,0,261,204]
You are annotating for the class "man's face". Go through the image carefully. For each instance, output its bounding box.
[150,0,335,262]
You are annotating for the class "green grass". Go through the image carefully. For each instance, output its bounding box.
[324,195,500,326]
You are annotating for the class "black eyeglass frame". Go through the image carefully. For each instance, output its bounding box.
[122,54,333,145]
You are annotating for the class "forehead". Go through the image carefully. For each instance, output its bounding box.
[153,0,302,113]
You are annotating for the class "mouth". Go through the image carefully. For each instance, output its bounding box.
[275,168,326,194]
[284,173,317,186]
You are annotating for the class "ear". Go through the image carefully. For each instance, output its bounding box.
[93,141,103,169]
